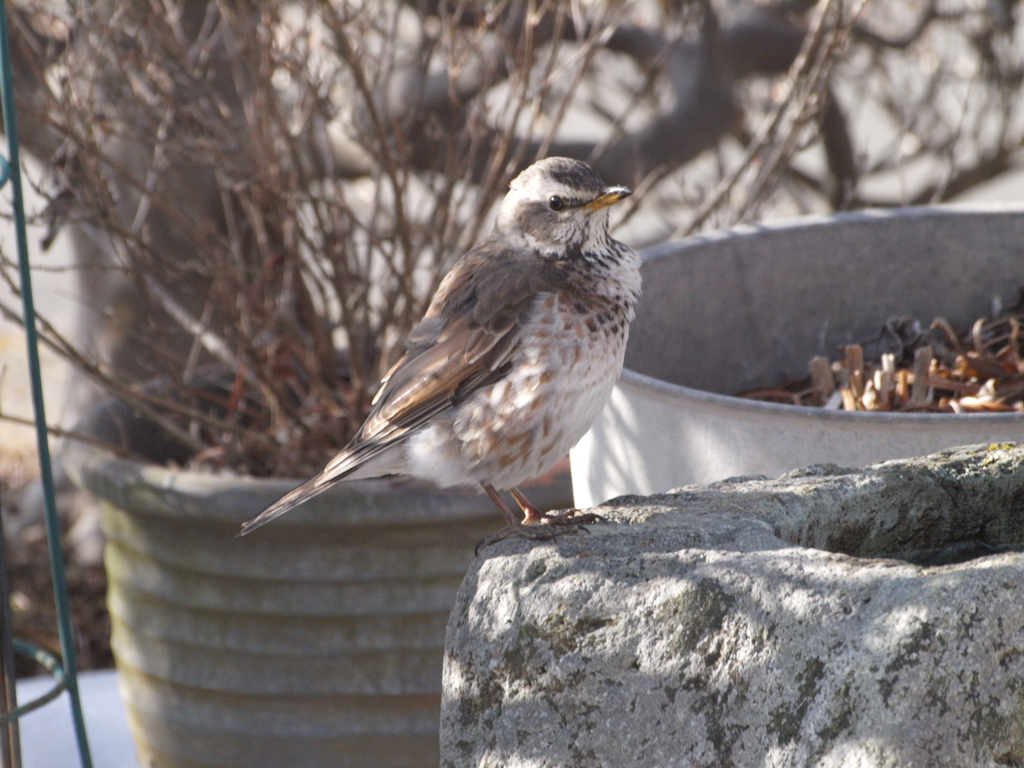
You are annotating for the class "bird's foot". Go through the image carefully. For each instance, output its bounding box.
[475,508,605,554]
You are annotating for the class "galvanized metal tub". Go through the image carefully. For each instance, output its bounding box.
[572,205,1024,507]
[63,400,571,767]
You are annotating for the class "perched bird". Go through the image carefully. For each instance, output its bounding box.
[240,157,641,543]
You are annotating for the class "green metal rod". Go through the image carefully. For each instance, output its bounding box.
[0,3,93,766]
[0,641,68,726]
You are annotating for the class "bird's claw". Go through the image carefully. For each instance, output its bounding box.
[475,509,605,554]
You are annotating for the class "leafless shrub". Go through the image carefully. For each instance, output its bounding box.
[839,0,1024,206]
[2,1,636,474]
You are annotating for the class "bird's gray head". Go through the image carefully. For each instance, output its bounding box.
[495,157,631,257]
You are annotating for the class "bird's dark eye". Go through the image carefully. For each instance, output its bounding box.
[548,196,565,211]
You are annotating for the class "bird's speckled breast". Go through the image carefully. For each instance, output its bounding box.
[425,290,634,489]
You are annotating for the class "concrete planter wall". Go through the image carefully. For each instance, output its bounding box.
[572,205,1024,507]
[443,444,1024,767]
[62,400,571,768]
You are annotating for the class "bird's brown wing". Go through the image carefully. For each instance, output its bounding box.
[239,240,571,535]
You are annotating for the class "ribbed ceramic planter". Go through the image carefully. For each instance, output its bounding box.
[572,204,1024,507]
[63,401,572,768]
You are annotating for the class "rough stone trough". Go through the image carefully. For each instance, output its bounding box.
[442,444,1024,768]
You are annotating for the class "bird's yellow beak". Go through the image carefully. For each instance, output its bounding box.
[582,186,632,212]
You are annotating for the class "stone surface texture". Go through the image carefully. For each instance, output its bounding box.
[442,444,1024,768]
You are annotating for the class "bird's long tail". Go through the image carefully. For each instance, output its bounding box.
[238,442,404,536]
[238,474,337,536]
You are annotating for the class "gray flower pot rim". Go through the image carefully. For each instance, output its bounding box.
[619,366,1024,425]
[59,397,537,530]
[628,201,1024,426]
